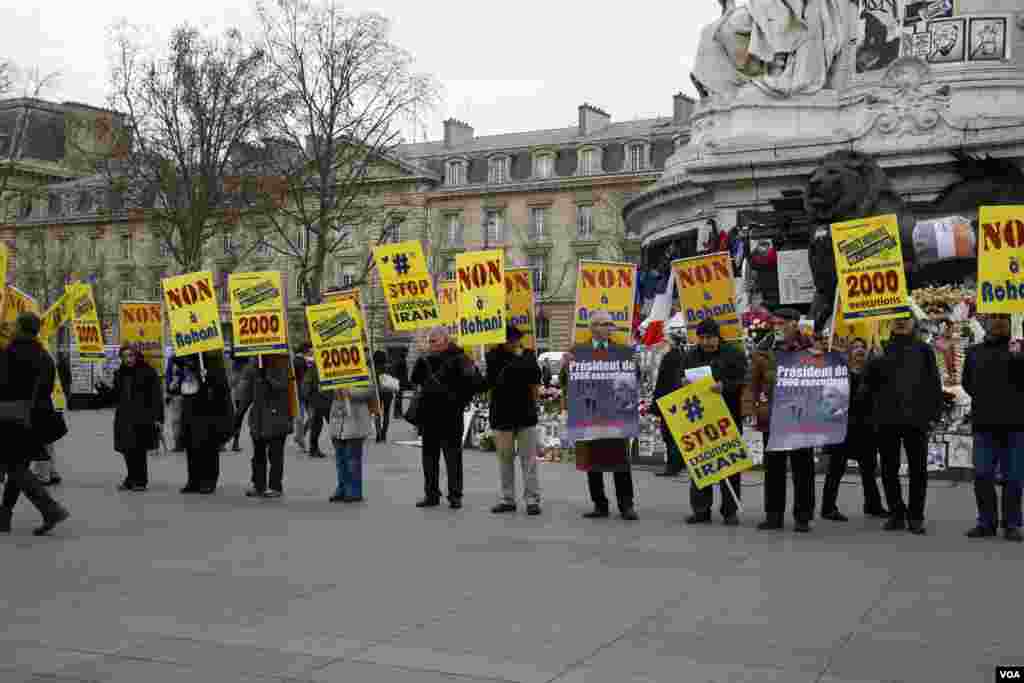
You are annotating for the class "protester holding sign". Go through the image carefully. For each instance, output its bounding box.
[111,344,164,492]
[236,355,292,498]
[862,316,943,535]
[750,308,816,532]
[563,310,638,521]
[679,319,748,526]
[177,352,234,495]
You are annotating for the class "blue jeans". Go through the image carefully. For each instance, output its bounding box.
[334,438,365,499]
[973,431,1023,529]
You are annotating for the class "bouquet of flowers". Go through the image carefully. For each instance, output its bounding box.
[538,385,563,415]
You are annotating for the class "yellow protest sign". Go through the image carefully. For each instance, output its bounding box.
[0,242,7,319]
[52,371,67,411]
[39,292,70,345]
[656,377,752,489]
[573,260,637,346]
[372,241,441,331]
[306,299,369,389]
[437,280,459,341]
[976,206,1024,314]
[831,214,910,322]
[67,283,105,362]
[456,249,506,346]
[505,267,536,351]
[162,271,224,356]
[119,301,164,371]
[673,252,741,345]
[228,271,288,356]
[0,286,40,348]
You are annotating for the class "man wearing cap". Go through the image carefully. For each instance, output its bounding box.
[680,319,749,525]
[485,326,544,516]
[562,310,638,521]
[750,308,816,532]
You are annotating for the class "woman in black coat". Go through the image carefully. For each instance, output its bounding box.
[112,344,164,491]
[0,312,70,535]
[177,351,234,495]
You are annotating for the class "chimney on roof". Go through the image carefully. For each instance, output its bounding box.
[443,118,474,148]
[578,104,611,136]
[673,93,695,125]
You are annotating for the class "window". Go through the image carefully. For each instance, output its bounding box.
[158,238,173,259]
[254,236,271,257]
[120,234,132,260]
[629,143,647,171]
[446,214,463,246]
[445,160,466,186]
[444,258,456,281]
[529,253,547,293]
[48,194,62,217]
[578,149,595,175]
[576,205,594,238]
[76,190,93,213]
[484,209,503,245]
[223,231,236,256]
[533,154,554,179]
[341,265,357,288]
[488,156,509,184]
[536,313,550,341]
[335,224,354,249]
[152,282,163,300]
[88,237,98,260]
[385,219,403,243]
[294,228,304,252]
[120,283,133,300]
[529,207,547,240]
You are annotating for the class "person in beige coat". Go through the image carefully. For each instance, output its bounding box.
[328,385,375,503]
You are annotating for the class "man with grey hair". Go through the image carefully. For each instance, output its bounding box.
[410,325,486,509]
[562,309,638,521]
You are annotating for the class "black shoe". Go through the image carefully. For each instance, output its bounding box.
[526,504,541,516]
[416,498,441,508]
[231,441,241,452]
[330,494,350,503]
[583,508,610,519]
[793,521,811,533]
[722,515,740,527]
[491,503,517,514]
[758,519,783,531]
[685,513,712,525]
[884,518,907,531]
[344,496,364,503]
[908,521,926,535]
[1005,528,1023,543]
[0,508,12,533]
[309,451,327,459]
[44,475,62,486]
[118,481,134,491]
[449,499,462,510]
[198,486,216,495]
[821,510,849,522]
[865,507,890,518]
[620,507,638,521]
[33,507,69,536]
[130,483,148,492]
[965,525,997,538]
[180,486,200,494]
[246,488,266,498]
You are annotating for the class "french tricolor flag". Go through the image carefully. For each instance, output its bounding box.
[640,275,676,347]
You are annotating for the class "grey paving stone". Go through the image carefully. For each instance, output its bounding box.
[120,635,335,679]
[350,644,554,683]
[308,659,521,683]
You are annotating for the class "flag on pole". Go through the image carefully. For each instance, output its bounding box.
[640,275,676,347]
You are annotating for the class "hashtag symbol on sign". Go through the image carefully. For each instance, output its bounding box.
[393,254,411,276]
[683,397,704,423]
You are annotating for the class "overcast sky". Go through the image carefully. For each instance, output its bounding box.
[4,0,720,142]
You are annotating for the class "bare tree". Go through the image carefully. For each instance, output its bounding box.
[88,21,290,273]
[253,0,439,304]
[0,60,12,97]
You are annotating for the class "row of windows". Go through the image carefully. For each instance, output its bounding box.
[444,143,650,186]
[443,205,594,245]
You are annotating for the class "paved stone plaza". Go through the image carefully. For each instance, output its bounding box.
[1,409,1021,683]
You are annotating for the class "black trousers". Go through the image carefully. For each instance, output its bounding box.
[763,433,815,524]
[1,460,63,518]
[307,407,329,455]
[376,393,394,440]
[691,423,743,517]
[232,401,247,442]
[394,391,404,419]
[421,415,464,501]
[660,423,684,474]
[878,426,928,522]
[186,447,221,489]
[821,428,883,514]
[123,449,149,487]
[587,470,635,512]
[251,437,285,492]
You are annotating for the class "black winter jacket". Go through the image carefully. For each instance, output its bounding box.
[113,363,164,454]
[862,335,943,429]
[680,344,749,425]
[961,336,1024,432]
[652,346,685,420]
[0,336,64,465]
[485,347,542,431]
[411,344,486,424]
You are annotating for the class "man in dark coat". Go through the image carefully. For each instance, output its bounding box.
[680,319,749,526]
[652,318,687,477]
[112,344,164,491]
[0,312,70,535]
[411,326,486,509]
[301,361,333,459]
[178,351,235,494]
[237,355,293,497]
[961,313,1024,542]
[862,316,943,535]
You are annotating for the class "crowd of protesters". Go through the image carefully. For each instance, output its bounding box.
[1,307,1021,545]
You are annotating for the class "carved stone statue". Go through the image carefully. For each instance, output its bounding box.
[691,0,851,100]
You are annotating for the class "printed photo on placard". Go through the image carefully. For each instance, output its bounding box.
[857,0,902,74]
[902,31,932,59]
[968,17,1007,62]
[927,18,965,64]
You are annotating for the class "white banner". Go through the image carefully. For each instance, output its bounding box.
[777,249,815,305]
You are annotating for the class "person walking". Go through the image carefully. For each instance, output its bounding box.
[0,312,70,536]
[862,316,943,535]
[681,319,749,526]
[292,344,310,451]
[751,308,816,533]
[820,337,888,521]
[563,310,638,521]
[301,361,333,459]
[373,351,398,443]
[236,355,292,498]
[229,355,252,452]
[652,318,688,478]
[962,313,1024,542]
[112,344,164,492]
[486,326,543,516]
[410,327,485,509]
[178,351,235,495]
[328,383,375,503]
